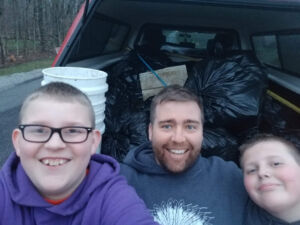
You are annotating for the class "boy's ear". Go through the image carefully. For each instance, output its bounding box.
[12,128,22,156]
[90,129,101,155]
[148,123,153,141]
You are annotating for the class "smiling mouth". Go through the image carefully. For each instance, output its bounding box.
[40,158,70,167]
[167,149,188,155]
[258,183,278,192]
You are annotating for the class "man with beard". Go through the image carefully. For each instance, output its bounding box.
[120,85,250,225]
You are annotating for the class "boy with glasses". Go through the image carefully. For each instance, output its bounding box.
[0,82,158,225]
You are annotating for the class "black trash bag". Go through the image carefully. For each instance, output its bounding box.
[202,127,239,164]
[185,52,268,135]
[105,49,173,115]
[260,94,288,132]
[102,47,173,160]
[105,53,144,115]
[279,129,300,151]
[101,110,148,162]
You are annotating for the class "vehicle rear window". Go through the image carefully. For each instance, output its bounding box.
[135,25,240,58]
[163,29,215,49]
[69,15,129,61]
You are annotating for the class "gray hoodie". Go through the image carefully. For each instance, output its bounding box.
[121,142,250,225]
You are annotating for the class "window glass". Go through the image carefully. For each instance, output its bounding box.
[278,34,300,76]
[136,26,239,58]
[103,24,129,53]
[70,16,129,61]
[252,35,281,68]
[253,33,300,77]
[163,30,215,49]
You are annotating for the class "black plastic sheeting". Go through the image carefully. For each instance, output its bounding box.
[101,49,172,161]
[260,94,287,131]
[185,51,268,138]
[202,127,239,163]
[259,94,300,151]
[101,110,148,162]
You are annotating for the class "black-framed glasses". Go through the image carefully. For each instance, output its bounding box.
[18,124,93,143]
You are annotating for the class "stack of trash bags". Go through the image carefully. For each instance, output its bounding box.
[100,49,270,164]
[100,31,297,165]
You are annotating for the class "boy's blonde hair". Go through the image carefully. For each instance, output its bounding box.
[239,133,300,166]
[19,82,95,127]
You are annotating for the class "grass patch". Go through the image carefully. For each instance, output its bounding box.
[0,58,54,76]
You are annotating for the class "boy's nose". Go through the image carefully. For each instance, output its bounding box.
[45,132,66,149]
[258,167,271,179]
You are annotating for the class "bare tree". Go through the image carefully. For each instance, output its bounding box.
[0,0,85,66]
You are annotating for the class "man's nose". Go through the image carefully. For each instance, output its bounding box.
[171,127,186,143]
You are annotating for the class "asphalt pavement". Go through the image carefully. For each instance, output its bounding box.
[0,69,44,168]
[0,69,43,92]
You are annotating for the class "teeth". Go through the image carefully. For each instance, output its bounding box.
[170,149,186,154]
[41,158,68,166]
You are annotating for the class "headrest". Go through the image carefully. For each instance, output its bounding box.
[214,33,234,50]
[206,33,234,58]
[206,39,224,58]
[142,27,165,46]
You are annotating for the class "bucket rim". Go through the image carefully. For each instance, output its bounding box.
[42,67,107,80]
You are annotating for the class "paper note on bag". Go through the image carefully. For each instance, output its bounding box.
[139,64,188,100]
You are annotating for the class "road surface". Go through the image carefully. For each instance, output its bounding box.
[0,77,42,167]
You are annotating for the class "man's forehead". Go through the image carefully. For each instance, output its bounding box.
[156,101,200,112]
[154,101,202,121]
[157,100,199,108]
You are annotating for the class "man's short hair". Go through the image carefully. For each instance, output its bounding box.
[239,133,300,165]
[149,85,204,123]
[19,82,95,127]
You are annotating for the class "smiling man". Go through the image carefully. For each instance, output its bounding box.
[120,85,251,225]
[149,96,203,173]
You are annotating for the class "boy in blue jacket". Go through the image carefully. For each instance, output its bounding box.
[0,82,158,225]
[240,134,300,225]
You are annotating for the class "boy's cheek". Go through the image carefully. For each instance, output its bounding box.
[243,176,255,193]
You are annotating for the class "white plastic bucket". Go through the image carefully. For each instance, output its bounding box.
[83,85,108,103]
[96,122,106,134]
[41,67,108,151]
[96,114,106,124]
[42,67,107,87]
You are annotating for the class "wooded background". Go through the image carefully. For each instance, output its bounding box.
[0,0,85,67]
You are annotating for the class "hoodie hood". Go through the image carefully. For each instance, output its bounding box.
[2,152,119,216]
[263,210,300,225]
[246,198,300,225]
[122,142,169,175]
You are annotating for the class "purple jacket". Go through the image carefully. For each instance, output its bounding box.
[0,152,158,225]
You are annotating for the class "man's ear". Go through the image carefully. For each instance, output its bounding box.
[148,123,153,141]
[12,129,22,156]
[90,129,101,155]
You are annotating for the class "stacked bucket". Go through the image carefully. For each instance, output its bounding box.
[41,67,108,138]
